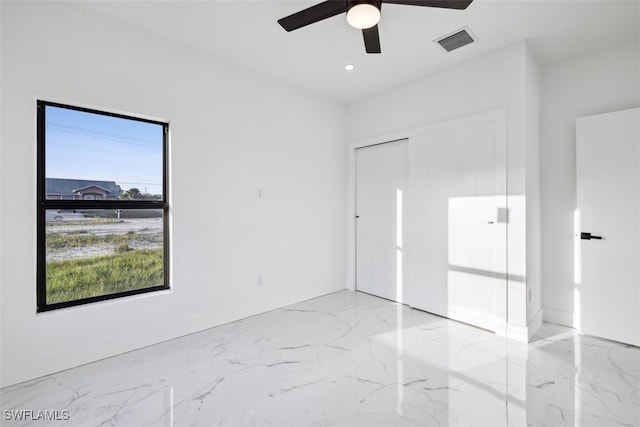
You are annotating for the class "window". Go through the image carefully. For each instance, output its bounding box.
[37,101,169,312]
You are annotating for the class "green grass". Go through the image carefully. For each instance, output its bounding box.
[46,249,164,304]
[46,231,162,250]
[46,232,130,250]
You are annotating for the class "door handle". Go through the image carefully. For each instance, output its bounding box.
[581,232,603,240]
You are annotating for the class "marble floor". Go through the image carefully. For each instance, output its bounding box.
[1,290,639,426]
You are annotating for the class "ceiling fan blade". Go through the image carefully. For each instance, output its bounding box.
[362,25,381,54]
[382,0,473,10]
[278,1,347,32]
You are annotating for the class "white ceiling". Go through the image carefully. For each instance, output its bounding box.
[78,0,639,104]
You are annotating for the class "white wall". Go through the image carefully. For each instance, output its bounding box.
[541,41,640,326]
[347,42,525,143]
[347,42,541,340]
[0,2,346,387]
[0,1,4,383]
[524,45,542,329]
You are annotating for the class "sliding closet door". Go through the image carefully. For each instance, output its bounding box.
[355,140,408,302]
[406,122,506,332]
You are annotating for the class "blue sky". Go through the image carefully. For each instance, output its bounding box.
[45,105,164,195]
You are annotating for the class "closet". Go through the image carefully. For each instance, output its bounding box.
[356,116,507,332]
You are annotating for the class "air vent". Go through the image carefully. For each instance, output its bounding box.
[435,27,476,52]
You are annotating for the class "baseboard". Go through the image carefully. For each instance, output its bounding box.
[527,308,544,342]
[543,307,575,328]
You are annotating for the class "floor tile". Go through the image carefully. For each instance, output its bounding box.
[1,290,639,426]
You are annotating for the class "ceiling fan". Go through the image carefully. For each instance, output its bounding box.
[278,0,474,54]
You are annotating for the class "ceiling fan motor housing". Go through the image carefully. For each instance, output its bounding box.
[347,0,382,10]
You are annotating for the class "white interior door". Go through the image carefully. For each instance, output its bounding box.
[406,122,506,332]
[356,140,408,302]
[576,108,640,346]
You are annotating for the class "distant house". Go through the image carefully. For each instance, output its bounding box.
[46,178,121,200]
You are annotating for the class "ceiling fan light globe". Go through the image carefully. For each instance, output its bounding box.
[346,3,380,29]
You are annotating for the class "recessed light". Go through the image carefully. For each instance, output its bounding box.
[345,64,355,71]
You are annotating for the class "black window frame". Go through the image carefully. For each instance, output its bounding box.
[36,100,170,312]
